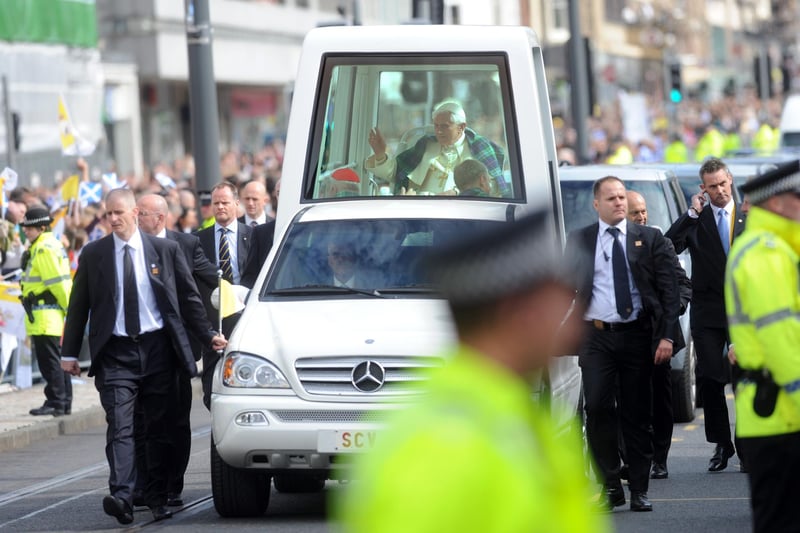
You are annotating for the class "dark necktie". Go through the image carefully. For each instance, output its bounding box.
[251,221,258,228]
[123,244,140,336]
[218,228,233,283]
[717,209,730,255]
[607,227,633,319]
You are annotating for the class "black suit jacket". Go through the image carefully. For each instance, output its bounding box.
[196,222,252,328]
[565,222,680,349]
[241,219,276,289]
[665,204,745,329]
[61,232,216,377]
[166,230,218,290]
[196,222,252,282]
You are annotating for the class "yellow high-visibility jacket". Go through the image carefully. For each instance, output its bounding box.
[20,231,72,337]
[725,207,800,438]
[337,346,608,533]
[664,140,689,163]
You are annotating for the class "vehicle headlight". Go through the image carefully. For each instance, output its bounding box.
[222,352,290,389]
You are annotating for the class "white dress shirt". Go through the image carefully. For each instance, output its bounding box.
[213,221,241,284]
[112,230,163,336]
[243,212,267,227]
[584,218,643,323]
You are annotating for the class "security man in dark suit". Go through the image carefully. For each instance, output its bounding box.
[665,157,745,472]
[135,193,219,507]
[241,218,276,288]
[565,176,679,512]
[195,182,252,408]
[626,190,692,480]
[60,189,226,525]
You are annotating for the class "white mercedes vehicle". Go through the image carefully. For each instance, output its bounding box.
[209,24,582,517]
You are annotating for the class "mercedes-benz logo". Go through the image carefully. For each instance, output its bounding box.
[351,361,386,393]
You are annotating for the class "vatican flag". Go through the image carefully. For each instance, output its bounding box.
[58,95,96,157]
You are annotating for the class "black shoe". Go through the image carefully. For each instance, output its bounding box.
[29,405,65,417]
[708,443,735,472]
[102,495,134,525]
[598,482,626,511]
[150,506,173,521]
[630,491,653,512]
[167,493,183,507]
[64,404,71,415]
[651,462,669,479]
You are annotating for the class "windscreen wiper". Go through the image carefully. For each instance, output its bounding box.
[270,284,386,298]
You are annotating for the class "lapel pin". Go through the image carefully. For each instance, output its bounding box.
[150,264,159,275]
[634,240,643,247]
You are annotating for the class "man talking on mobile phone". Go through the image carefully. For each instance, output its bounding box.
[665,157,746,473]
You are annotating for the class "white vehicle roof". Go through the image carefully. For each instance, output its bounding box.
[300,25,543,54]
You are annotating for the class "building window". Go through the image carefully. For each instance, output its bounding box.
[553,0,568,29]
[605,0,626,23]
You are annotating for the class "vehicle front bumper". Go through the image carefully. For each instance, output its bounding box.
[211,393,397,473]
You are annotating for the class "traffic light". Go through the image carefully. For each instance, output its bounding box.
[668,63,682,103]
[11,111,20,151]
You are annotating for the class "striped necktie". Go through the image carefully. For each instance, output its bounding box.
[218,228,233,283]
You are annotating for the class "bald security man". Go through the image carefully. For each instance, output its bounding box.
[238,180,270,227]
[135,194,218,507]
[626,190,691,479]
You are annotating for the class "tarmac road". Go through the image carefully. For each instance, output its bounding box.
[0,379,750,532]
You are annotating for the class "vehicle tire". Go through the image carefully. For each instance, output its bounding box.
[672,340,696,423]
[274,474,326,493]
[210,438,271,517]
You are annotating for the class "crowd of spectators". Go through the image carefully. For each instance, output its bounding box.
[554,91,786,165]
[0,139,284,281]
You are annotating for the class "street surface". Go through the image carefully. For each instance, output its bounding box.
[0,390,750,532]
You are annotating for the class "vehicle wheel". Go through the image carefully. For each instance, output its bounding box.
[210,438,271,517]
[274,474,326,493]
[672,340,696,423]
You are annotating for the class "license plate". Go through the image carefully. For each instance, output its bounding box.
[317,430,378,453]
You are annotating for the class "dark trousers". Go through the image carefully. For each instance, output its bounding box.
[134,369,193,498]
[738,431,800,533]
[32,335,72,410]
[169,369,193,495]
[95,331,176,508]
[580,326,654,493]
[693,326,733,446]
[652,361,673,464]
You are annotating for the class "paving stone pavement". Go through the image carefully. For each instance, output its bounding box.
[0,371,205,453]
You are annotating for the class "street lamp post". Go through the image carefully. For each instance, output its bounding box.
[185,0,223,193]
[568,0,590,164]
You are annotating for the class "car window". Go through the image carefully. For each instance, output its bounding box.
[560,180,675,234]
[262,218,503,296]
[304,54,522,201]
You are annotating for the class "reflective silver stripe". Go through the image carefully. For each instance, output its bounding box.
[43,275,70,286]
[21,276,42,283]
[753,309,800,329]
[725,236,762,326]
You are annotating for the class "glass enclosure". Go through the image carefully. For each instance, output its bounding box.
[304,54,523,202]
[262,218,503,297]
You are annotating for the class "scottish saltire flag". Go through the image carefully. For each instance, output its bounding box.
[155,172,176,189]
[79,181,102,207]
[102,172,126,190]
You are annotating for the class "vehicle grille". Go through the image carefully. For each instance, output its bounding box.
[271,409,386,423]
[295,356,443,396]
